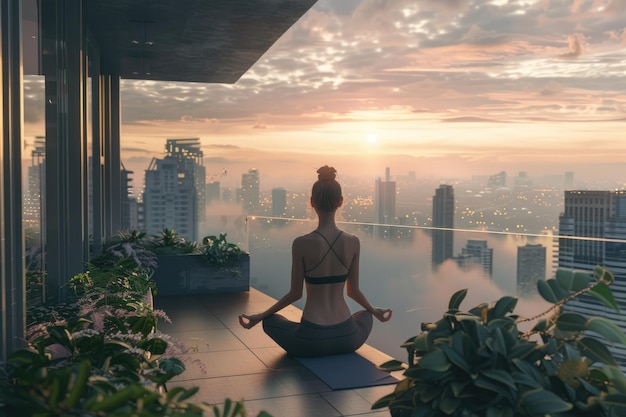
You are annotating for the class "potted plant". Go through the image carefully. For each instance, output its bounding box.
[0,249,268,417]
[373,266,626,417]
[149,230,250,296]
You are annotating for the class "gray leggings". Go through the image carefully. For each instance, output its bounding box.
[262,310,373,357]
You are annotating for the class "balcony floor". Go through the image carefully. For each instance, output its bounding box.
[154,288,400,417]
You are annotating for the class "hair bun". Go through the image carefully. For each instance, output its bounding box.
[317,165,337,181]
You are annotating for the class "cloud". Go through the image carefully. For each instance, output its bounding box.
[558,33,589,59]
[440,116,509,123]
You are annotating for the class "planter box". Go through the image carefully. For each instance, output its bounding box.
[153,253,250,296]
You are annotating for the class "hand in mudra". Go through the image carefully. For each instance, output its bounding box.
[239,313,263,329]
[373,308,392,322]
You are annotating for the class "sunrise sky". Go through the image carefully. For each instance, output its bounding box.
[23,0,626,190]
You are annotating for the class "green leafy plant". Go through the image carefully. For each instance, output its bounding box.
[373,266,626,417]
[1,249,268,417]
[151,227,199,255]
[202,233,244,267]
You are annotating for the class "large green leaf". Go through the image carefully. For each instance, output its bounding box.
[601,394,626,411]
[440,343,470,374]
[481,369,517,391]
[556,269,590,291]
[378,360,406,372]
[578,337,617,366]
[419,384,443,402]
[589,281,619,312]
[556,312,588,332]
[493,296,518,319]
[521,389,573,414]
[449,289,468,310]
[594,265,615,285]
[586,317,626,344]
[439,395,460,414]
[486,407,514,417]
[419,350,450,372]
[536,279,555,302]
[601,366,626,392]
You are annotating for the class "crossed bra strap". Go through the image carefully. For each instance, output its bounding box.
[304,231,350,284]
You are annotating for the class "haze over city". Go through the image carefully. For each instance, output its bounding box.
[22,0,626,190]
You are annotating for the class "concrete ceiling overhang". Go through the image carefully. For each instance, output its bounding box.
[24,0,317,84]
[87,0,317,83]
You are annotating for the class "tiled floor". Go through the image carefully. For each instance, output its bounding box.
[154,289,400,417]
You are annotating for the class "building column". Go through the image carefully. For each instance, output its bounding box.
[102,74,123,240]
[41,0,87,302]
[0,0,26,360]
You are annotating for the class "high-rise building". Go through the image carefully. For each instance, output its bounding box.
[206,182,220,205]
[143,138,206,241]
[121,164,138,231]
[456,239,493,277]
[514,171,532,190]
[564,171,574,189]
[517,243,546,296]
[375,167,396,239]
[24,137,46,231]
[272,187,287,218]
[558,190,626,367]
[488,171,506,189]
[240,169,260,214]
[432,184,454,269]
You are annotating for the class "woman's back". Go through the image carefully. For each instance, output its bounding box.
[297,229,358,324]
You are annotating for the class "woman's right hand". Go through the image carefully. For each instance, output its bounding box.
[239,313,263,329]
[372,307,392,322]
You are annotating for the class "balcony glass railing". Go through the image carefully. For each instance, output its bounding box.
[245,216,561,360]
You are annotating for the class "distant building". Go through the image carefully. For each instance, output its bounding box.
[143,138,206,241]
[488,171,506,189]
[272,187,287,218]
[206,182,220,204]
[432,184,455,269]
[240,169,260,214]
[517,243,546,296]
[375,167,396,239]
[514,171,532,190]
[558,190,626,368]
[564,171,574,189]
[456,239,493,277]
[24,137,46,231]
[121,164,139,231]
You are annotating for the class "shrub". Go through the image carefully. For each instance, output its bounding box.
[1,247,267,417]
[373,266,626,417]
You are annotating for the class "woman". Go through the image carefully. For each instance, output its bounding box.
[239,165,392,357]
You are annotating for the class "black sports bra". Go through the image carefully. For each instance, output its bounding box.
[303,230,350,285]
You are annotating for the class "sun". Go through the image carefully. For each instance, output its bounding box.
[367,133,378,144]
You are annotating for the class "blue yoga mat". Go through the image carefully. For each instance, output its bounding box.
[295,352,399,390]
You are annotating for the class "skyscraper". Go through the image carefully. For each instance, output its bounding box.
[206,182,220,205]
[488,171,506,189]
[558,190,626,367]
[432,184,454,269]
[24,137,46,231]
[564,171,574,189]
[517,243,546,296]
[272,187,287,218]
[121,164,139,231]
[143,138,206,241]
[456,239,493,277]
[240,169,260,214]
[375,167,396,239]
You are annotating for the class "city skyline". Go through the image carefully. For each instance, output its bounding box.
[22,0,626,189]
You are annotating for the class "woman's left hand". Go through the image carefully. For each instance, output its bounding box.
[239,313,263,329]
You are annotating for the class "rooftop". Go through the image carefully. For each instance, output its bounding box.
[155,288,401,417]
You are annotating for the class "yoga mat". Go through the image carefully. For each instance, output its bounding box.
[295,352,399,390]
